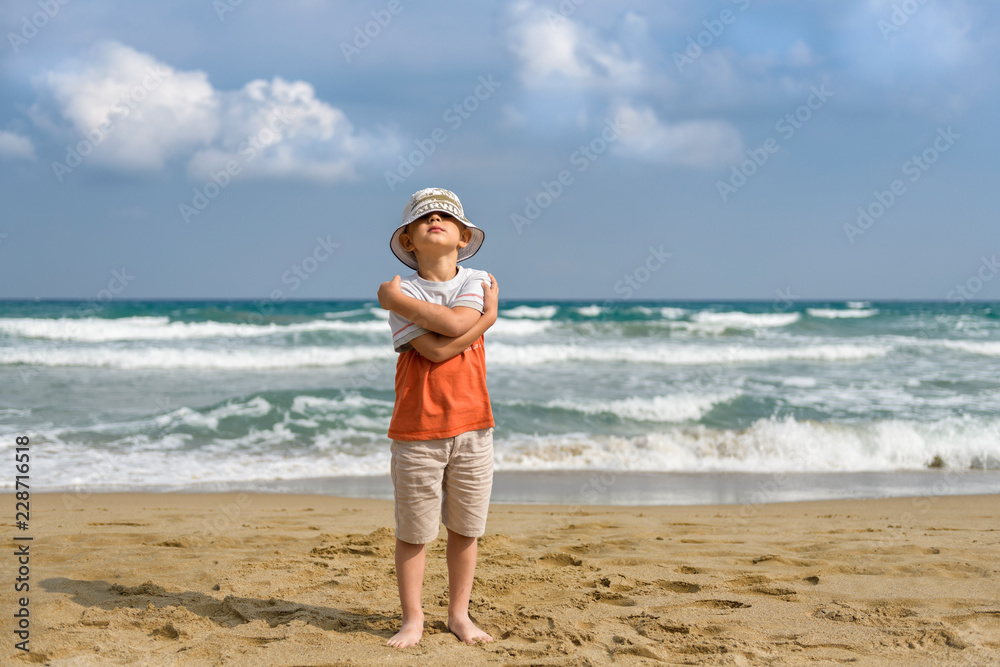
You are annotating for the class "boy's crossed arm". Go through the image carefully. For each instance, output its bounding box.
[378,274,483,338]
[405,274,498,364]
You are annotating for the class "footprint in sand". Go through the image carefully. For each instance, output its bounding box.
[690,599,751,609]
[538,552,583,567]
[727,574,797,598]
[627,613,690,640]
[591,590,636,606]
[656,580,702,593]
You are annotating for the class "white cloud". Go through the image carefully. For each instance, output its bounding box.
[839,0,989,115]
[507,1,645,92]
[187,77,396,182]
[36,41,395,181]
[0,131,35,160]
[40,41,218,170]
[498,104,528,129]
[612,103,743,169]
[787,40,817,68]
[505,2,749,169]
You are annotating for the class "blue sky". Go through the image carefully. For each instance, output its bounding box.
[1,0,998,301]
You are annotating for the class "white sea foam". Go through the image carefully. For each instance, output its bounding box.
[543,392,738,422]
[10,414,999,490]
[940,340,1000,357]
[0,345,393,369]
[490,319,552,336]
[0,310,553,343]
[154,397,274,431]
[0,316,388,341]
[690,311,800,328]
[13,432,393,489]
[807,308,878,319]
[323,308,371,319]
[660,307,688,320]
[493,416,1000,473]
[500,305,558,319]
[291,394,391,414]
[575,305,603,317]
[486,342,889,366]
[847,301,871,309]
[0,338,890,369]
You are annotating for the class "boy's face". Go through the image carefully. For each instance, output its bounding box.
[399,212,471,257]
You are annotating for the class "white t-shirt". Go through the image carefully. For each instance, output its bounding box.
[389,266,490,353]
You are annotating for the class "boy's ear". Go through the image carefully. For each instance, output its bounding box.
[399,231,415,251]
[457,226,472,248]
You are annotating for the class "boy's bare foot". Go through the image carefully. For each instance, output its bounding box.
[387,616,424,648]
[447,613,493,645]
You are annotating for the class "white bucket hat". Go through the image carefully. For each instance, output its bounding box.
[390,188,485,270]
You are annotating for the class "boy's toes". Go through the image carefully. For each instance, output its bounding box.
[387,621,424,648]
[447,615,493,645]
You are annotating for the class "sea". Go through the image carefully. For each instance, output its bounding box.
[2,299,999,505]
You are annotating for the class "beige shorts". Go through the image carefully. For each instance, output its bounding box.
[390,427,494,545]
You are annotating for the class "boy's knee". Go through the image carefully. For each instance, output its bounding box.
[396,536,427,548]
[445,526,479,542]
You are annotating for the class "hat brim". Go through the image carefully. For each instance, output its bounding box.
[390,219,485,270]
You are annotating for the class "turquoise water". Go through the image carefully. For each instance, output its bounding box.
[1,299,998,497]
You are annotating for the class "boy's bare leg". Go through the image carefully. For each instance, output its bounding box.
[445,527,493,644]
[388,538,426,648]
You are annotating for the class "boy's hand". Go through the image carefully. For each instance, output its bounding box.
[378,275,402,310]
[481,273,499,324]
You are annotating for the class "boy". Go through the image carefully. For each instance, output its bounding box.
[377,187,498,648]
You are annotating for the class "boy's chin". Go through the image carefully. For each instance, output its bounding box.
[414,246,461,257]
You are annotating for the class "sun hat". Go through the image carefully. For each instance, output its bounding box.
[390,188,485,270]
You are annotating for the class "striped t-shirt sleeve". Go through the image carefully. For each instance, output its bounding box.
[452,270,488,312]
[389,310,430,353]
[388,283,431,353]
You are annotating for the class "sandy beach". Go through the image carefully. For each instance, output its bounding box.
[5,491,999,666]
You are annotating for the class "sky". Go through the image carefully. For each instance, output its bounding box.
[1,0,998,301]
